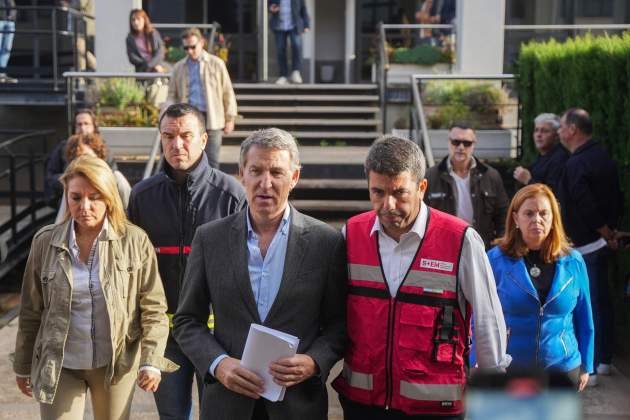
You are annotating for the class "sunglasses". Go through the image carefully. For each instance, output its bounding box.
[183,44,198,51]
[449,139,475,148]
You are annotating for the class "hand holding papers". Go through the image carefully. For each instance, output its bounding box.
[241,324,300,402]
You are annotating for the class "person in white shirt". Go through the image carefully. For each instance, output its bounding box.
[333,136,509,419]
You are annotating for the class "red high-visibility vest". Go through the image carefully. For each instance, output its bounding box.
[333,208,471,416]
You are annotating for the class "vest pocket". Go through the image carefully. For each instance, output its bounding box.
[40,271,56,308]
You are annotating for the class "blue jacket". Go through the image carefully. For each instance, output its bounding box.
[488,246,594,373]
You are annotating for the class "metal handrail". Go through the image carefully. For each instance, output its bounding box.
[0,5,94,90]
[0,130,55,155]
[410,74,516,167]
[505,24,630,31]
[153,22,220,55]
[377,22,456,133]
[143,130,163,180]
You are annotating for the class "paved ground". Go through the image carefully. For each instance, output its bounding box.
[0,316,628,419]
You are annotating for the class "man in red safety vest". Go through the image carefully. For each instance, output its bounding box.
[332,136,511,419]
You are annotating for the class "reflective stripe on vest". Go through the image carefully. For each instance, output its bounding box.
[349,263,456,293]
[155,246,191,254]
[399,381,462,401]
[167,313,214,329]
[343,364,373,391]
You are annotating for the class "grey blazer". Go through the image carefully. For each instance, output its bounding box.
[173,207,347,420]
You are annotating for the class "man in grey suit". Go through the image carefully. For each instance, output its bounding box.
[173,128,347,420]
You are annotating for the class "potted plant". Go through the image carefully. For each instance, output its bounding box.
[94,78,161,157]
[386,41,454,84]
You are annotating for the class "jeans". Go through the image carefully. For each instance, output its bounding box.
[582,247,613,367]
[274,28,302,77]
[153,336,203,420]
[0,20,15,70]
[205,129,222,169]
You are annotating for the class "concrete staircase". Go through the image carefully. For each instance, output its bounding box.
[117,83,380,224]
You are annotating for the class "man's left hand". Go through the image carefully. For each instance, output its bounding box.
[137,370,161,392]
[269,354,317,387]
[224,120,235,135]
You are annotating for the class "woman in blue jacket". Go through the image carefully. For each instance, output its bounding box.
[489,183,594,391]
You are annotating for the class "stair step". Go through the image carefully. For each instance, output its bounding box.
[236,118,379,127]
[291,199,372,212]
[225,131,380,140]
[234,83,377,90]
[238,106,380,114]
[236,94,379,102]
[296,179,367,189]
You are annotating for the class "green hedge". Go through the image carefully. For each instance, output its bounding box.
[518,33,630,164]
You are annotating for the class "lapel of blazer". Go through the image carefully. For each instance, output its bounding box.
[229,210,262,324]
[264,206,309,325]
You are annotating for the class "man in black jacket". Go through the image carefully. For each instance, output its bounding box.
[557,108,623,385]
[513,113,569,197]
[128,103,246,419]
[425,123,509,248]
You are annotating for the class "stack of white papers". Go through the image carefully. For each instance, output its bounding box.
[241,324,300,402]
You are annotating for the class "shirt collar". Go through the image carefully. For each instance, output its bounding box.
[370,201,428,240]
[69,217,109,257]
[446,156,476,175]
[247,205,291,239]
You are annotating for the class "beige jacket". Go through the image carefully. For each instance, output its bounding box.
[167,50,237,130]
[14,219,177,404]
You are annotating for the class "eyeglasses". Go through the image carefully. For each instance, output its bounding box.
[183,44,198,51]
[449,139,475,148]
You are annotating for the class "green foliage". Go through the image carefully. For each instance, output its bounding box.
[166,46,186,63]
[96,104,159,128]
[423,81,507,129]
[390,45,450,65]
[517,32,630,165]
[97,79,145,110]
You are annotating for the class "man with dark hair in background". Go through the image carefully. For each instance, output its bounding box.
[128,103,245,419]
[557,107,624,387]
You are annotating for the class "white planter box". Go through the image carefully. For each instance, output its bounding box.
[99,127,158,158]
[387,63,451,85]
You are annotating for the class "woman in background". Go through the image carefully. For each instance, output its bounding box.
[126,8,167,73]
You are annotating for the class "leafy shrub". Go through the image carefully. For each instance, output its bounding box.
[97,79,145,110]
[166,46,186,63]
[423,81,507,129]
[391,45,450,65]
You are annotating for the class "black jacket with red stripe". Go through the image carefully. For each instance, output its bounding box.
[128,153,246,314]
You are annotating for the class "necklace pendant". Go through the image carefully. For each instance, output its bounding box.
[529,265,541,278]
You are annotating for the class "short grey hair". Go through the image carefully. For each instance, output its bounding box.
[239,128,301,170]
[365,136,426,183]
[534,113,560,130]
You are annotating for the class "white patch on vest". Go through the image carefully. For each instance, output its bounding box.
[419,258,454,272]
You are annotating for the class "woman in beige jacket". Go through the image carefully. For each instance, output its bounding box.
[14,155,177,420]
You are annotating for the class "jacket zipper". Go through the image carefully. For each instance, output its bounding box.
[178,185,185,289]
[559,331,568,357]
[384,297,396,409]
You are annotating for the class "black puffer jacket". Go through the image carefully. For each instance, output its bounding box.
[128,153,246,315]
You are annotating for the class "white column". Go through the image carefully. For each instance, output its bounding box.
[455,0,506,74]
[94,0,141,72]
[303,0,316,83]
[344,0,355,83]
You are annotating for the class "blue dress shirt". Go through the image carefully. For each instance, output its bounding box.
[278,0,295,31]
[187,58,207,112]
[209,205,292,376]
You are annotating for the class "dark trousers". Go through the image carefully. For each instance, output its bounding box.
[205,128,222,169]
[251,399,269,420]
[339,396,463,420]
[153,336,203,420]
[582,247,614,366]
[274,28,302,77]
